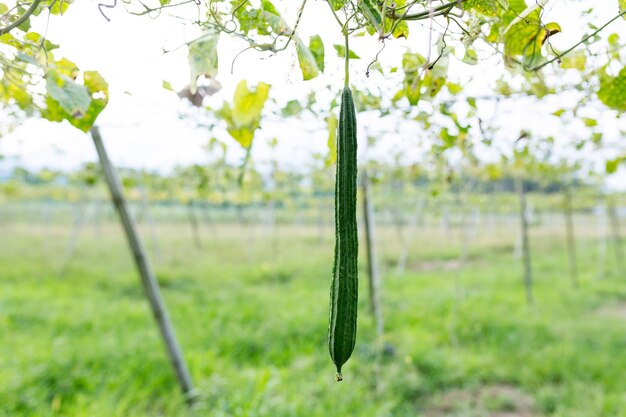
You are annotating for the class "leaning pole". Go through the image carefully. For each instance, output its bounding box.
[90,126,195,404]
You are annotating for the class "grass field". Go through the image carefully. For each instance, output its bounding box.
[1,210,625,417]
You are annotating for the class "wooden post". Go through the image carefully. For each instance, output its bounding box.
[67,200,86,255]
[395,199,425,275]
[515,176,534,306]
[200,201,219,239]
[596,202,608,280]
[563,186,578,287]
[90,127,195,403]
[608,198,624,278]
[187,200,202,248]
[361,170,383,338]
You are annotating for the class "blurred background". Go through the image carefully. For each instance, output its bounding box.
[2,151,626,416]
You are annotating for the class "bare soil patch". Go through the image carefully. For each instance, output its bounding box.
[596,303,626,320]
[422,384,537,417]
[411,259,465,271]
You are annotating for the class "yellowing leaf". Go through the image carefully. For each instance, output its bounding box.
[392,21,409,39]
[43,70,109,133]
[296,38,320,81]
[217,80,270,149]
[537,22,561,46]
[53,58,79,79]
[232,80,270,126]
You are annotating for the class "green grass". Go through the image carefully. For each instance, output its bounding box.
[0,216,625,417]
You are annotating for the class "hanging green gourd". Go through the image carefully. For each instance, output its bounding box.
[328,32,358,382]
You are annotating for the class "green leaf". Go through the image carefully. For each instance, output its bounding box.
[560,50,586,70]
[329,0,345,10]
[504,16,542,58]
[606,158,623,174]
[462,48,479,65]
[582,118,597,127]
[447,82,463,95]
[260,0,279,16]
[50,0,71,15]
[397,51,427,105]
[296,37,320,81]
[24,32,59,51]
[620,0,626,19]
[353,88,381,112]
[17,9,31,32]
[188,31,220,94]
[281,99,302,117]
[463,0,509,17]
[309,35,325,73]
[598,66,626,112]
[45,71,92,117]
[326,112,338,166]
[358,0,382,32]
[333,44,360,59]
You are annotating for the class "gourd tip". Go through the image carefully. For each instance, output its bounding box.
[335,372,344,382]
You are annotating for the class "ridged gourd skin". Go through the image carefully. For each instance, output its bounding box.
[328,86,358,381]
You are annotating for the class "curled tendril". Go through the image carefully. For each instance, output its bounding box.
[222,19,237,32]
[98,0,117,22]
[366,41,386,78]
[208,0,248,34]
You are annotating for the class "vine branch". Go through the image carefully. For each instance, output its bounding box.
[527,9,626,71]
[399,0,464,21]
[0,0,43,35]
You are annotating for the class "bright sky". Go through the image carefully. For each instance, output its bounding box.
[1,0,625,188]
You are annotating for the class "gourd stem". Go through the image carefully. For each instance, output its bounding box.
[344,31,349,87]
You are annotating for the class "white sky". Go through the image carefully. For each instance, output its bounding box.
[0,0,625,188]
